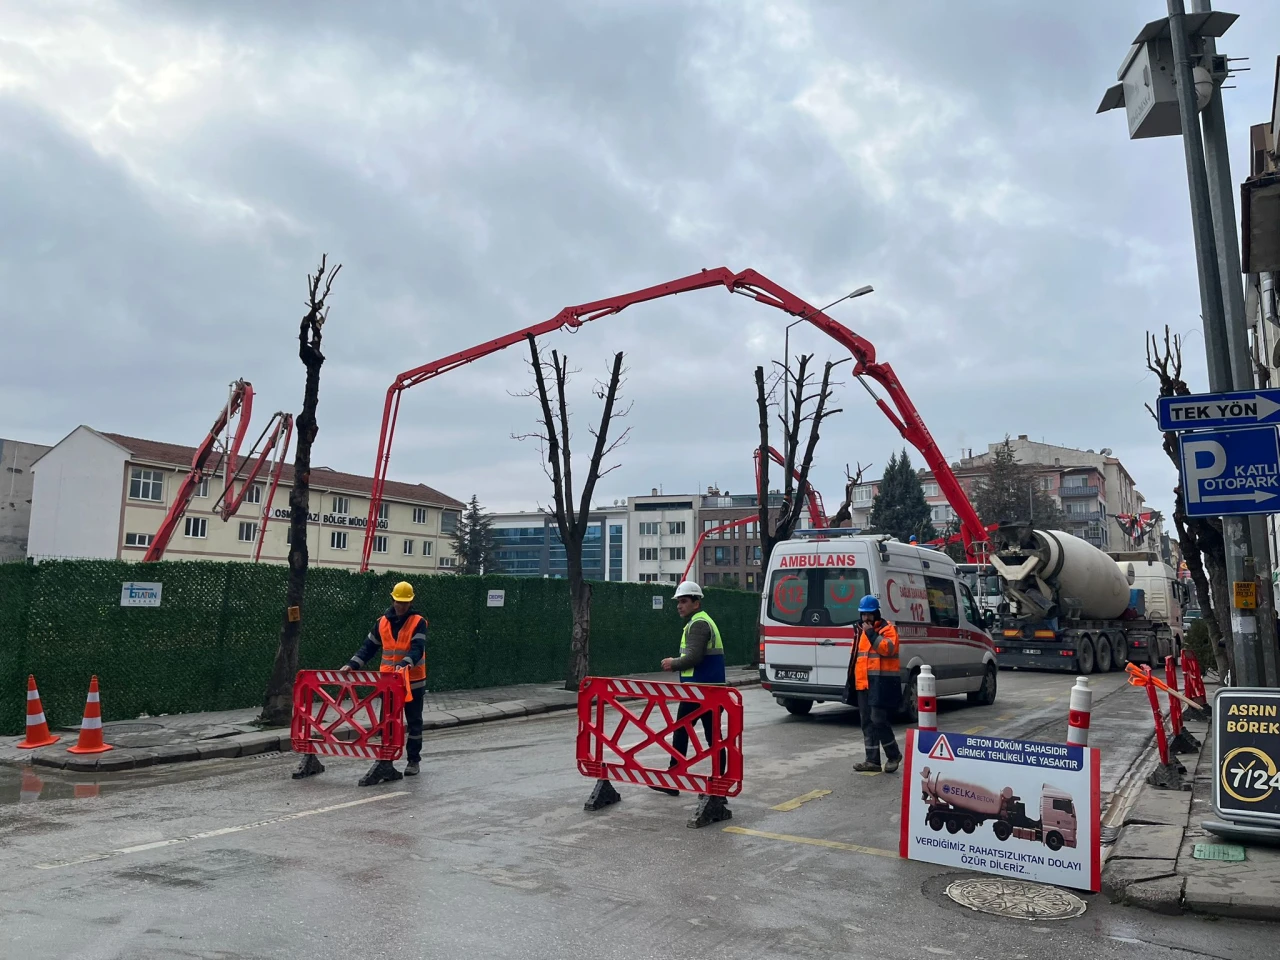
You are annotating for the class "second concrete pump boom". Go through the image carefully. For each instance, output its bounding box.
[359,267,989,571]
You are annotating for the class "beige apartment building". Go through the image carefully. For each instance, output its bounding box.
[27,426,462,572]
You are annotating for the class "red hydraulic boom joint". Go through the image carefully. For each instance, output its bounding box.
[359,268,989,570]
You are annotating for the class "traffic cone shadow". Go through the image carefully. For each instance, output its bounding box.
[19,768,44,803]
[67,676,113,755]
[17,675,59,749]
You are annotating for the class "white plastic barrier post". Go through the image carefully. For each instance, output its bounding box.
[1067,676,1092,747]
[916,664,937,732]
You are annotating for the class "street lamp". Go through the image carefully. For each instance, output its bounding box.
[782,285,874,427]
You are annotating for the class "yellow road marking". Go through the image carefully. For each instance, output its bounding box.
[771,789,832,811]
[724,826,898,859]
[963,726,985,735]
[996,716,1013,722]
[1045,696,1059,702]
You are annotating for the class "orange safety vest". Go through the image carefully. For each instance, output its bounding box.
[853,620,900,692]
[379,613,427,683]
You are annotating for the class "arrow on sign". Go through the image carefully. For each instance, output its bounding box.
[1203,490,1279,504]
[1166,394,1280,423]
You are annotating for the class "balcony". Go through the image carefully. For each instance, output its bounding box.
[1059,485,1100,498]
[1064,511,1105,523]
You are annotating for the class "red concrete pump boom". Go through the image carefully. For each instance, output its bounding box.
[359,267,989,570]
[143,380,294,562]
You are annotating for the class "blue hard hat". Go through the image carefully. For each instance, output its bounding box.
[858,595,880,613]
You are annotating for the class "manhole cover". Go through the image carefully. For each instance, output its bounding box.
[945,878,1087,920]
[1193,843,1246,862]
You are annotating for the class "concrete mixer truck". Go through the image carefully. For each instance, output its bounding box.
[989,523,1180,674]
[919,766,1078,851]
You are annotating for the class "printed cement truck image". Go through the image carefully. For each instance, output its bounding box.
[919,766,1078,851]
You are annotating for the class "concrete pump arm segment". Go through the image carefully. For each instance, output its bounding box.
[358,267,988,571]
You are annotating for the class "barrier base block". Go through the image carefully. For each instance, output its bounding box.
[584,778,622,812]
[688,794,732,829]
[1147,762,1190,792]
[291,754,326,780]
[1171,730,1202,754]
[1183,706,1211,725]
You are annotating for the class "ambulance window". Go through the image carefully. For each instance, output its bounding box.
[958,582,980,625]
[821,569,872,626]
[767,571,808,625]
[924,575,960,628]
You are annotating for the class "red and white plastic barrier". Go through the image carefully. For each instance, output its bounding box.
[915,665,937,732]
[1067,676,1092,747]
[1181,650,1209,710]
[291,669,406,761]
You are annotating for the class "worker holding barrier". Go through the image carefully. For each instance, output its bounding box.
[341,580,429,785]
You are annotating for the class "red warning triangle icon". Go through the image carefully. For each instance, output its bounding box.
[927,735,955,761]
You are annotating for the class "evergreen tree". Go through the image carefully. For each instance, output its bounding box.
[868,449,937,543]
[450,494,500,574]
[971,437,1065,530]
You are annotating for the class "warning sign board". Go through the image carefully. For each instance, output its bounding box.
[1213,688,1280,827]
[1233,581,1257,610]
[899,730,1101,892]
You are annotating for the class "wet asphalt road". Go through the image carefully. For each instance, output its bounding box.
[1,670,1275,960]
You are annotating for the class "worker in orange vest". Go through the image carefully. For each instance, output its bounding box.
[341,580,428,785]
[846,594,903,773]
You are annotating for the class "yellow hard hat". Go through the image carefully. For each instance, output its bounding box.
[391,581,415,602]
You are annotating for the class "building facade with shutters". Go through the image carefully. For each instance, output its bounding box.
[26,426,463,572]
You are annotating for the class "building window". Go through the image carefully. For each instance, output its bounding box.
[746,521,759,539]
[639,521,659,536]
[702,519,718,540]
[667,547,686,561]
[123,532,153,548]
[184,517,207,539]
[703,546,712,564]
[372,535,388,554]
[705,573,720,585]
[746,573,756,591]
[639,547,659,562]
[922,481,940,498]
[668,521,685,535]
[332,496,350,516]
[403,539,415,556]
[441,510,459,535]
[194,478,210,498]
[639,573,659,583]
[330,531,348,550]
[752,545,762,563]
[423,540,433,557]
[667,574,680,583]
[438,556,456,568]
[714,546,731,565]
[413,507,427,524]
[129,468,164,502]
[378,502,391,521]
[243,484,263,505]
[237,521,258,542]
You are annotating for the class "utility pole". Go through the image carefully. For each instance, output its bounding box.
[1188,0,1280,687]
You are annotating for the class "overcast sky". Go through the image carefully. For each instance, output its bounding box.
[3,1,1278,521]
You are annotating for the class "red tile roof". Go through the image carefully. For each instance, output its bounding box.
[101,432,463,508]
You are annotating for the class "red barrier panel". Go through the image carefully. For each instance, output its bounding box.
[1142,665,1171,768]
[1164,655,1184,737]
[576,676,743,797]
[1182,651,1208,707]
[291,670,406,761]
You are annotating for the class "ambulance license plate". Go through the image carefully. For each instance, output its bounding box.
[773,667,810,682]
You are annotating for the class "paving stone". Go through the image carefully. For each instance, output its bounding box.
[153,744,202,764]
[91,754,136,773]
[488,701,529,719]
[233,733,282,757]
[1127,788,1193,826]
[29,753,68,770]
[506,700,551,716]
[1122,876,1185,915]
[129,751,160,769]
[1111,824,1184,861]
[196,740,243,760]
[1102,857,1177,900]
[422,711,461,730]
[448,705,505,725]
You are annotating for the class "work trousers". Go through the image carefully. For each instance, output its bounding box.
[670,700,727,774]
[404,688,425,764]
[856,689,901,764]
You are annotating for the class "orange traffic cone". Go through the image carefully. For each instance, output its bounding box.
[17,675,59,749]
[66,676,113,755]
[19,768,44,802]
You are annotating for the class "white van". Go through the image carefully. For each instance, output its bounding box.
[759,532,998,718]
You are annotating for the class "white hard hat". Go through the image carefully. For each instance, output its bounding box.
[673,580,704,599]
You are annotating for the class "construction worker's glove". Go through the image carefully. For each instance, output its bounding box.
[338,664,353,672]
[399,657,415,670]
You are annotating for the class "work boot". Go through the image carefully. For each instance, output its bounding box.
[358,760,404,786]
[883,757,901,774]
[853,760,881,773]
[404,762,420,776]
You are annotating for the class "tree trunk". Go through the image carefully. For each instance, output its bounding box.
[566,555,592,691]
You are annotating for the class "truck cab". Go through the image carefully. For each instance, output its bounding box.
[1039,785,1078,849]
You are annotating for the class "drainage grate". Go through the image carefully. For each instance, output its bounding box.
[945,878,1087,921]
[1192,843,1246,862]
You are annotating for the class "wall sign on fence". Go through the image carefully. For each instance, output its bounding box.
[899,729,1101,893]
[486,590,505,608]
[120,582,162,608]
[1213,687,1280,828]
[652,596,664,610]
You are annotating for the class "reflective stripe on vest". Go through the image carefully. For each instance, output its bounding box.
[853,622,900,691]
[379,613,427,682]
[680,610,726,684]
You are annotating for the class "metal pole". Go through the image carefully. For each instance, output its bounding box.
[1188,0,1279,687]
[1166,0,1259,685]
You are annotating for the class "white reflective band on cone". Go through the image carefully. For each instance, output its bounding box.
[27,712,47,726]
[80,716,103,730]
[28,690,40,701]
[87,692,100,703]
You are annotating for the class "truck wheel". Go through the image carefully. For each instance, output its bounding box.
[961,817,976,834]
[928,813,945,831]
[993,821,1013,841]
[1045,831,1064,852]
[1077,637,1096,674]
[945,819,962,835]
[1112,633,1129,669]
[1095,635,1113,673]
[968,664,997,706]
[783,698,813,717]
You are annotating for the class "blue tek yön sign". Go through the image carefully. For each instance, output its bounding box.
[1179,426,1280,518]
[1158,389,1280,432]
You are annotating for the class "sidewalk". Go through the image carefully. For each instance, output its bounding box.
[0,667,761,774]
[1102,712,1280,922]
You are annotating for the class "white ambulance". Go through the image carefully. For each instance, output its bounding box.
[759,531,998,718]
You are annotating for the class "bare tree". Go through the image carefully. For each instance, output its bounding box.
[827,461,871,529]
[1144,327,1231,678]
[520,335,629,691]
[756,354,842,570]
[261,256,342,726]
